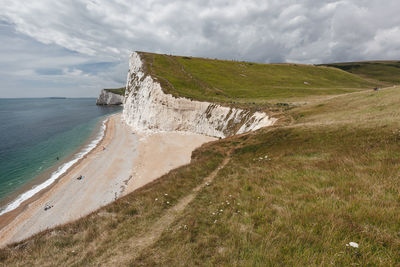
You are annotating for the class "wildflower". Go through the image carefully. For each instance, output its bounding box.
[164,193,168,196]
[184,225,188,229]
[155,198,158,201]
[166,201,170,204]
[220,209,223,212]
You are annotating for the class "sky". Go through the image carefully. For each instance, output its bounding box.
[0,0,399,97]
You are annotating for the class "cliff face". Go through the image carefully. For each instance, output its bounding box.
[96,89,124,105]
[122,52,276,138]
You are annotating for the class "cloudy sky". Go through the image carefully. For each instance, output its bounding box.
[1,0,399,97]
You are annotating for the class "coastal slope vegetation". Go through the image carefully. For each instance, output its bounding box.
[321,61,400,85]
[104,87,125,96]
[1,83,400,264]
[139,52,381,104]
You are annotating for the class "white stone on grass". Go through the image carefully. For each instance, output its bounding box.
[346,242,359,248]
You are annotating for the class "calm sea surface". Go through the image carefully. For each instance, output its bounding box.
[0,98,121,208]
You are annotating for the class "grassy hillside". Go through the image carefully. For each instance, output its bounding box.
[321,61,400,85]
[1,85,400,266]
[104,87,125,96]
[139,52,380,103]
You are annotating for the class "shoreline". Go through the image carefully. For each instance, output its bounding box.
[0,115,114,232]
[0,114,215,247]
[0,117,106,211]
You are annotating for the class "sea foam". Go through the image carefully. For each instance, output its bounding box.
[0,118,108,216]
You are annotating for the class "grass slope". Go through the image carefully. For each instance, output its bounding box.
[139,52,380,103]
[321,61,400,85]
[104,87,125,96]
[1,85,400,266]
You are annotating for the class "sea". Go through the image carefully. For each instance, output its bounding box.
[0,98,122,215]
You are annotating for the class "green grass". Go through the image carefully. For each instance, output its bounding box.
[139,52,380,103]
[292,85,400,127]
[135,125,400,266]
[321,61,400,85]
[104,87,125,96]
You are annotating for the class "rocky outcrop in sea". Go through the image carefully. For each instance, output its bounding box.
[96,89,124,105]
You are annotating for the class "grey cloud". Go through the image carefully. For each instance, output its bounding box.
[0,0,400,97]
[3,0,400,62]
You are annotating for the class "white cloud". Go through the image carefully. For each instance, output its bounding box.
[0,0,400,96]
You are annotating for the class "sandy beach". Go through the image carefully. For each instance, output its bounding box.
[0,114,215,246]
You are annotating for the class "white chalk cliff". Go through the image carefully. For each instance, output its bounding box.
[96,89,124,105]
[122,52,276,138]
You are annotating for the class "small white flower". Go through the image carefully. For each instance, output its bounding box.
[220,209,223,212]
[164,193,168,196]
[155,198,158,201]
[166,201,170,204]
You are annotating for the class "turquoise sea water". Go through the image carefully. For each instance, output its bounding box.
[0,98,121,212]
